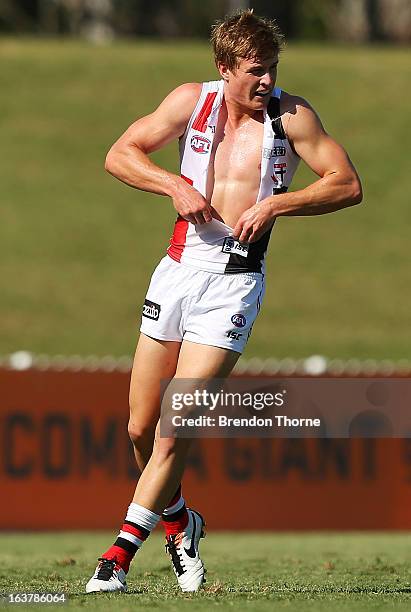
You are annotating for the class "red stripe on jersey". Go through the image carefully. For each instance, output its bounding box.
[192,92,217,132]
[167,216,189,263]
[181,174,193,186]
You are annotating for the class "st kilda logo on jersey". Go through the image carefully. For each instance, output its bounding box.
[191,135,211,154]
[271,162,287,185]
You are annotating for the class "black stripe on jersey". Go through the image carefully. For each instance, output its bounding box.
[225,227,273,274]
[267,96,286,139]
[224,187,288,274]
[273,186,288,196]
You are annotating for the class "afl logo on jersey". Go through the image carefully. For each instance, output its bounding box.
[191,135,211,154]
[231,313,247,328]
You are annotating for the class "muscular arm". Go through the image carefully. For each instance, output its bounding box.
[233,95,362,242]
[271,96,363,216]
[105,83,213,224]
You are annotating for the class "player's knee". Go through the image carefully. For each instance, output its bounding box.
[127,420,155,451]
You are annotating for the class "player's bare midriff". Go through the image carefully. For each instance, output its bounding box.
[205,100,266,229]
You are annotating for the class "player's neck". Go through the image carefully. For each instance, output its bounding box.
[224,97,263,129]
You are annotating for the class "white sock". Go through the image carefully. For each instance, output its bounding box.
[126,503,161,532]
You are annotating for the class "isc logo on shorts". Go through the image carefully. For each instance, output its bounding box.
[227,330,242,341]
[222,237,249,258]
[142,299,161,321]
[190,135,211,154]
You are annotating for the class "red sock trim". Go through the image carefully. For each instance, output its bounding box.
[101,521,148,573]
[102,545,135,573]
[121,523,148,541]
[162,507,189,537]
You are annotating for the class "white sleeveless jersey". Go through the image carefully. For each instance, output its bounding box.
[167,80,300,274]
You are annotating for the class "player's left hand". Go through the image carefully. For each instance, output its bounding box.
[232,201,275,243]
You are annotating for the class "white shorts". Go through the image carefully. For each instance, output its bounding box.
[139,256,265,353]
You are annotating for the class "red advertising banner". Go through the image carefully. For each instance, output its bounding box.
[1,367,411,530]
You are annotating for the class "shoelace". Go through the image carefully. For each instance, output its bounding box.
[165,535,185,576]
[96,557,117,581]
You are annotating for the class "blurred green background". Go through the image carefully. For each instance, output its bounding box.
[1,39,410,360]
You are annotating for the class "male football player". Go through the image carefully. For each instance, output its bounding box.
[86,9,362,594]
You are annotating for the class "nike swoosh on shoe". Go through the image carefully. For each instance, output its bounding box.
[183,516,197,558]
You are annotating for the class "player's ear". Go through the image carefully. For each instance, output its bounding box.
[217,62,230,82]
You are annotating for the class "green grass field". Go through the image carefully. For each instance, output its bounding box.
[1,39,410,360]
[1,532,411,611]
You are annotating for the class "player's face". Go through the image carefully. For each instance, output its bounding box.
[220,54,279,111]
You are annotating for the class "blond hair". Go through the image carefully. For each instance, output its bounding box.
[211,9,284,71]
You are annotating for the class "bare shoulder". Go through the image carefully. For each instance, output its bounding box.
[157,82,202,115]
[279,90,326,143]
[277,90,359,184]
[280,91,314,114]
[112,83,202,154]
[132,82,202,146]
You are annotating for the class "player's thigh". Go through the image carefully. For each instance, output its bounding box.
[174,339,240,378]
[129,333,181,433]
[156,341,239,450]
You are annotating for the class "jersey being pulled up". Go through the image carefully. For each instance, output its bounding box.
[167,80,300,274]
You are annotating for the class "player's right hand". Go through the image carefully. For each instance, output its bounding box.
[172,180,213,224]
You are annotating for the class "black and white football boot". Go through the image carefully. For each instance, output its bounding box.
[165,508,206,592]
[85,557,127,593]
